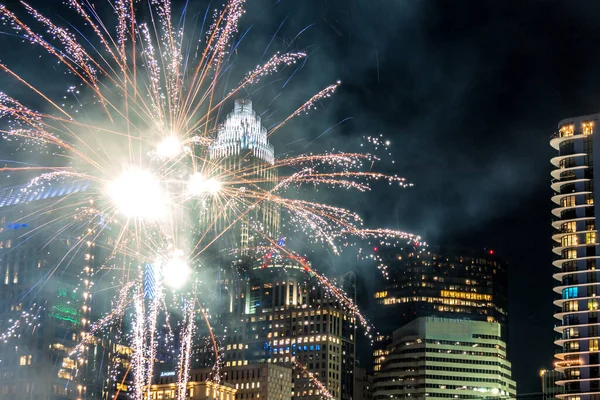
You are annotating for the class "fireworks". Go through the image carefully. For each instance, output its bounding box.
[0,0,420,398]
[108,168,168,220]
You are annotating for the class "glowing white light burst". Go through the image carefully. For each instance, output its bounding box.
[188,173,222,196]
[156,135,182,159]
[108,168,167,220]
[162,254,190,289]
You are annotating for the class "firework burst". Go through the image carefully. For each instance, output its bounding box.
[0,0,419,398]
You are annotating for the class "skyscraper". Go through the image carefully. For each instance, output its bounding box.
[222,248,356,400]
[372,245,509,372]
[207,99,280,252]
[550,114,600,399]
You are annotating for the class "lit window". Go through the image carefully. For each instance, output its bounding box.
[587,232,597,245]
[564,300,579,312]
[560,124,575,138]
[563,287,579,299]
[583,122,594,136]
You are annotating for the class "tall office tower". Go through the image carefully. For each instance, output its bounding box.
[207,99,280,252]
[550,114,600,399]
[0,181,112,399]
[222,248,356,400]
[372,317,516,400]
[541,369,566,400]
[371,245,509,372]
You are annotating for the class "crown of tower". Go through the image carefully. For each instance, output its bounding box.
[209,99,275,164]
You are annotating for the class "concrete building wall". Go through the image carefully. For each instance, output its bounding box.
[373,317,516,399]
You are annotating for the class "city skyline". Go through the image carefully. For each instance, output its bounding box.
[0,0,600,397]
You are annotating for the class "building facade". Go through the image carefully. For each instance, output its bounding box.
[541,369,566,400]
[550,114,600,399]
[0,189,115,400]
[372,245,509,372]
[156,363,292,400]
[0,185,138,400]
[354,367,373,400]
[372,317,516,400]
[222,249,356,400]
[148,380,237,400]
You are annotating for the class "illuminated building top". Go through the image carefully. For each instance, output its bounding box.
[209,99,275,165]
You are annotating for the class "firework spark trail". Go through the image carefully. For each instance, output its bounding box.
[132,295,146,400]
[144,289,163,399]
[0,0,421,395]
[184,51,307,134]
[294,360,334,400]
[176,299,196,400]
[197,300,220,378]
[268,83,340,136]
[0,309,39,343]
[72,282,135,356]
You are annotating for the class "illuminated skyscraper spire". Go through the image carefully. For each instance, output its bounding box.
[207,99,280,252]
[210,99,275,165]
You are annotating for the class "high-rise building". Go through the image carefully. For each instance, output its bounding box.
[371,245,509,372]
[372,317,516,400]
[222,248,356,400]
[550,114,600,399]
[206,99,280,252]
[541,369,565,400]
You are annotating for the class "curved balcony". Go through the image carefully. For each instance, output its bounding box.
[555,335,600,346]
[552,229,595,243]
[554,296,600,309]
[553,256,599,268]
[551,165,589,180]
[552,178,589,192]
[557,391,600,399]
[556,377,600,387]
[555,323,597,335]
[551,133,585,150]
[554,282,600,295]
[551,153,587,168]
[554,309,590,321]
[552,191,592,205]
[552,204,593,218]
[554,361,592,372]
[553,217,595,230]
[553,242,596,255]
[554,267,599,282]
[555,349,600,360]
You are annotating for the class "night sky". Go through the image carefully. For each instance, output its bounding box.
[3,0,600,394]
